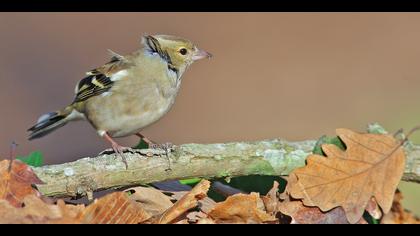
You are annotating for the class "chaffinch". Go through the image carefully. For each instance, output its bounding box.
[28,34,212,168]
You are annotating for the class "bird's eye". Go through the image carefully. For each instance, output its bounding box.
[179,48,188,55]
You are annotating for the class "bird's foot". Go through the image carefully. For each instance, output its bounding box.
[135,133,173,171]
[101,132,141,169]
[151,142,174,171]
[111,143,129,169]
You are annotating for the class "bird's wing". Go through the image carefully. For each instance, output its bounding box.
[72,52,134,103]
[86,50,134,76]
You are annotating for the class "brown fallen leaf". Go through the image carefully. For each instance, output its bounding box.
[80,192,151,224]
[163,190,216,214]
[207,192,277,224]
[289,128,405,223]
[262,181,280,215]
[154,179,211,224]
[278,196,367,224]
[381,190,420,224]
[276,177,367,224]
[125,186,173,217]
[279,174,298,201]
[0,195,84,224]
[155,190,213,224]
[164,190,189,202]
[0,160,44,207]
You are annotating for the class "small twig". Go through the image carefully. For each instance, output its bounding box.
[211,181,244,197]
[402,126,420,144]
[393,128,404,138]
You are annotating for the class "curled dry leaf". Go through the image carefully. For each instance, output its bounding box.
[262,181,280,215]
[163,190,216,214]
[289,128,405,223]
[154,179,211,224]
[125,186,173,217]
[208,192,276,224]
[0,195,84,224]
[80,192,151,224]
[0,160,44,207]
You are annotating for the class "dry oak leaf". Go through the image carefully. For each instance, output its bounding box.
[0,160,44,207]
[289,128,405,224]
[80,192,151,224]
[207,192,277,224]
[279,175,367,224]
[278,191,367,224]
[0,195,84,224]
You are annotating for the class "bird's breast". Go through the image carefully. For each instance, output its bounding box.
[85,75,180,138]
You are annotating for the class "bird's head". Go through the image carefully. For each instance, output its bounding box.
[142,34,212,72]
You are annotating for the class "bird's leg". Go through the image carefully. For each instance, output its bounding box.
[102,133,129,169]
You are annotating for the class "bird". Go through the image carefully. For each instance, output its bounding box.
[27,34,212,168]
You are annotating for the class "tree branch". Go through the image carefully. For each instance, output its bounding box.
[32,136,420,198]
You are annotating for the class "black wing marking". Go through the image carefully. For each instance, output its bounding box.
[72,73,114,103]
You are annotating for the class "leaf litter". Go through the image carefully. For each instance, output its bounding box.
[0,128,417,224]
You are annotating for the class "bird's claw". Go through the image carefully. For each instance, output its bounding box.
[111,144,130,170]
[147,142,173,171]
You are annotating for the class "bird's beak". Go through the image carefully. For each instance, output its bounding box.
[192,49,212,61]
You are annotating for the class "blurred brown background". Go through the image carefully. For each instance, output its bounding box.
[0,13,419,214]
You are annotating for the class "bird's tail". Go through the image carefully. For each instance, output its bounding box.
[28,105,79,140]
